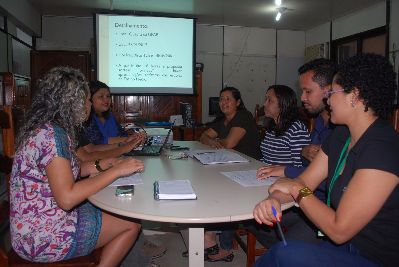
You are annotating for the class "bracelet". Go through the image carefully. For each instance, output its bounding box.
[95,159,107,172]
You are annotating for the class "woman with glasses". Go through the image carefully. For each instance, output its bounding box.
[253,53,399,267]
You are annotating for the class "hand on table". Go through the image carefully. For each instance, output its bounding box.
[112,157,145,177]
[256,165,285,179]
[211,139,224,149]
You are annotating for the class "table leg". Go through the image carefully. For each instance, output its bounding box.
[189,227,204,267]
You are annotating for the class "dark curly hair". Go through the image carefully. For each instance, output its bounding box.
[334,53,396,119]
[89,80,111,119]
[265,85,299,136]
[298,58,337,87]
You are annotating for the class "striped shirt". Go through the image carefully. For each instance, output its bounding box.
[260,120,310,166]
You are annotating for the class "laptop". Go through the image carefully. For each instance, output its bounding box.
[125,128,172,156]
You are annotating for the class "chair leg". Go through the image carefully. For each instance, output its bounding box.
[247,231,257,267]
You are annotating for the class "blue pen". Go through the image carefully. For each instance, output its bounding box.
[272,206,287,246]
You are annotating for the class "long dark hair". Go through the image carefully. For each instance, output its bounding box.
[266,85,299,136]
[89,80,111,119]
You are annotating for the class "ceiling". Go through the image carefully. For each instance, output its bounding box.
[28,0,385,30]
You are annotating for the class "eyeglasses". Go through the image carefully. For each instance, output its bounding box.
[324,88,345,98]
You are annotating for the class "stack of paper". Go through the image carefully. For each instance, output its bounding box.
[154,180,197,200]
[192,149,249,165]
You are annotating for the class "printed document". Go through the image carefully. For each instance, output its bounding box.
[221,170,278,187]
[108,173,144,187]
[192,149,249,165]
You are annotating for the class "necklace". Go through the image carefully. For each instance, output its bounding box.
[327,136,351,207]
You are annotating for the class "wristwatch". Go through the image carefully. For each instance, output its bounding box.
[95,159,106,172]
[295,186,313,205]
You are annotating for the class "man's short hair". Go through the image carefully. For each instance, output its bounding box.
[298,58,337,88]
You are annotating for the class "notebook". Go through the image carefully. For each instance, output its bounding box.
[153,180,197,200]
[125,128,172,156]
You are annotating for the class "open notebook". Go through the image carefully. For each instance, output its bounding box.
[153,180,197,200]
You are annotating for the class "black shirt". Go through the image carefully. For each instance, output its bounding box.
[209,109,261,160]
[322,118,399,267]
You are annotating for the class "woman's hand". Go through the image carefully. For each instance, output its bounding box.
[211,139,224,149]
[122,133,146,152]
[268,178,304,199]
[256,165,285,179]
[112,157,144,177]
[253,197,280,226]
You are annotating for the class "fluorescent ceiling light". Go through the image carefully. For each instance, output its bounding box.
[275,0,282,6]
[275,11,282,21]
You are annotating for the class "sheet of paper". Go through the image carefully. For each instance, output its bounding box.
[108,173,144,187]
[192,149,249,165]
[221,170,278,187]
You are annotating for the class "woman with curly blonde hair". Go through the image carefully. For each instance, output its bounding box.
[10,67,144,266]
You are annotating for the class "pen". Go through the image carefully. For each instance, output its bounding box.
[272,206,287,246]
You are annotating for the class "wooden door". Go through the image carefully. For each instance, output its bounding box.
[31,50,90,94]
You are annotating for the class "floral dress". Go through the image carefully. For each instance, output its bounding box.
[10,123,80,262]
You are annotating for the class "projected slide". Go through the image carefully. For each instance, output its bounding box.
[97,14,194,94]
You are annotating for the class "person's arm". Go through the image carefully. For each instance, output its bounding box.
[80,157,119,177]
[218,127,246,148]
[294,169,398,244]
[301,144,321,162]
[77,134,145,161]
[199,128,223,148]
[253,149,329,225]
[47,156,144,211]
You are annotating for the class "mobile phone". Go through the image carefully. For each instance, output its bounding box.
[170,146,189,151]
[115,185,135,197]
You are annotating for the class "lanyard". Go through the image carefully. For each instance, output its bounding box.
[327,136,351,207]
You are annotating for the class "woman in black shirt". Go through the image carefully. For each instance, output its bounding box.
[253,54,399,267]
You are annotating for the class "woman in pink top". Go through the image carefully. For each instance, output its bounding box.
[10,67,144,266]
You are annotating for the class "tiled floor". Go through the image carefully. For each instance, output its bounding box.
[0,223,256,267]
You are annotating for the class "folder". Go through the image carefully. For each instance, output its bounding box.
[154,180,197,200]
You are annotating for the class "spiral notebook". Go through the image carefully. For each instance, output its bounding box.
[153,180,197,200]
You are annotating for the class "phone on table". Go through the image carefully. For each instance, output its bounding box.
[170,145,189,151]
[115,185,135,197]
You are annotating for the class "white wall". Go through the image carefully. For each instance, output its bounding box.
[276,30,305,96]
[305,2,387,50]
[306,23,330,47]
[332,2,386,40]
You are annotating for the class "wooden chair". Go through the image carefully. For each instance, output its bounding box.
[0,106,102,267]
[234,229,267,267]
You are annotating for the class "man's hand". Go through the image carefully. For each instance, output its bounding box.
[301,144,321,162]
